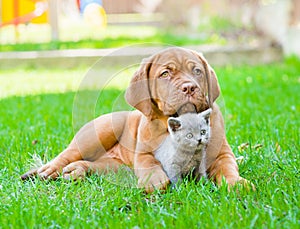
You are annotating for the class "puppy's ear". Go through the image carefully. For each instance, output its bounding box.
[125,58,153,116]
[190,51,220,106]
[208,67,220,103]
[168,118,181,132]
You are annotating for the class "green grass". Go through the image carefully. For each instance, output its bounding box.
[0,57,299,228]
[0,24,225,52]
[0,33,225,52]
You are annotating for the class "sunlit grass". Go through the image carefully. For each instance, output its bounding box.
[0,58,299,228]
[0,68,84,98]
[0,66,135,99]
[0,23,225,51]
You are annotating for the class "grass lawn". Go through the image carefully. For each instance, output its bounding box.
[0,57,299,228]
[0,24,225,52]
[0,15,247,52]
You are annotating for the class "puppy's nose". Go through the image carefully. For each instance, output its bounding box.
[182,83,197,95]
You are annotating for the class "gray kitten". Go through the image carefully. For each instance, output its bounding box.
[155,108,212,184]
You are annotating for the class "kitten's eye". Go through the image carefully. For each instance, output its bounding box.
[200,130,206,135]
[186,133,193,139]
[193,67,202,76]
[160,70,170,78]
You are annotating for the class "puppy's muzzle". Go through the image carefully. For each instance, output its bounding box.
[181,82,197,95]
[176,103,197,116]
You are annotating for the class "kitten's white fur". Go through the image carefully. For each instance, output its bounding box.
[155,108,212,184]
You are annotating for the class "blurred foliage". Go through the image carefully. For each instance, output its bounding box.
[199,15,244,32]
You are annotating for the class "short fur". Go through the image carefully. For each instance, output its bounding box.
[21,47,250,193]
[155,109,211,184]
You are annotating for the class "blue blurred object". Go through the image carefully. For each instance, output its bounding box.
[78,0,102,13]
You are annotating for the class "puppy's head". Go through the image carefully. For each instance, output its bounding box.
[125,47,220,118]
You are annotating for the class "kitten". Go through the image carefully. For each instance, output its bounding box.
[155,108,212,184]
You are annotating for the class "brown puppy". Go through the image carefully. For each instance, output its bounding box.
[21,47,248,192]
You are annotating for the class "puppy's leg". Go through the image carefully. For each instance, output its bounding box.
[21,112,129,180]
[20,148,83,180]
[62,157,123,180]
[208,138,239,184]
[134,153,170,193]
[208,138,254,190]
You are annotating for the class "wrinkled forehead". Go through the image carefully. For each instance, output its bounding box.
[149,48,202,73]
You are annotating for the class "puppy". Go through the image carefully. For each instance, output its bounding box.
[21,47,249,192]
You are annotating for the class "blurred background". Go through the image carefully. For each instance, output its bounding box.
[0,0,299,56]
[0,0,300,98]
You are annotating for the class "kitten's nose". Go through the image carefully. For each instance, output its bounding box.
[198,139,202,145]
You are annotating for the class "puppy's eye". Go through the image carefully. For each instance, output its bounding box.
[200,130,206,135]
[160,70,170,78]
[193,68,202,75]
[186,133,193,139]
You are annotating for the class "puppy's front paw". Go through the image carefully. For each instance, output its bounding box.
[21,168,38,180]
[225,176,256,192]
[21,160,68,180]
[138,168,170,193]
[62,161,89,180]
[237,177,256,191]
[35,161,65,180]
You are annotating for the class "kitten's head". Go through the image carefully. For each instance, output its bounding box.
[168,108,212,151]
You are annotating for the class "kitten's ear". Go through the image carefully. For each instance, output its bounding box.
[168,118,181,132]
[200,108,212,124]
